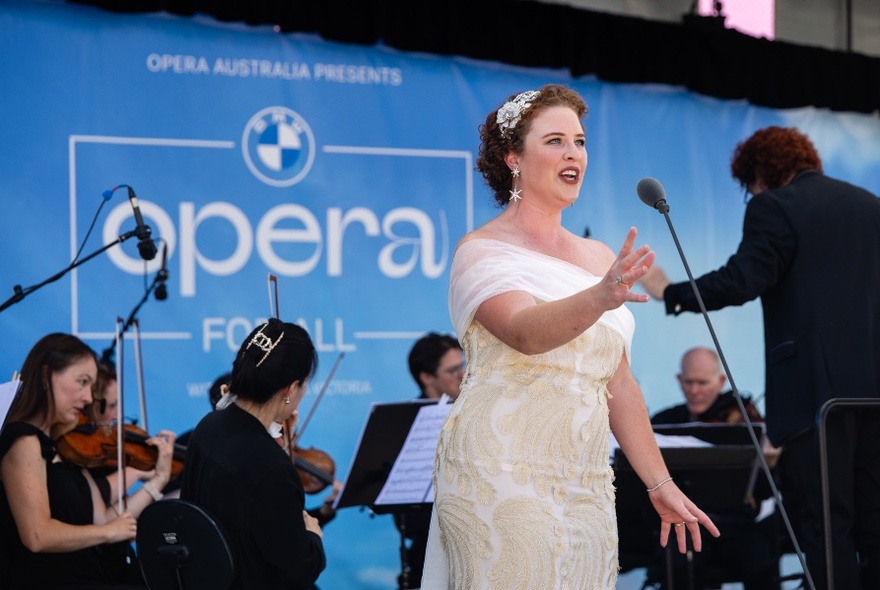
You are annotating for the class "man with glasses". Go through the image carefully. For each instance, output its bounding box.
[641,126,880,590]
[408,332,465,402]
[395,332,464,588]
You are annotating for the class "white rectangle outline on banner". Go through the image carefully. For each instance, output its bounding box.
[69,136,474,342]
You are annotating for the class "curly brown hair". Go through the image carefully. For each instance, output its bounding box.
[476,84,588,206]
[730,126,823,192]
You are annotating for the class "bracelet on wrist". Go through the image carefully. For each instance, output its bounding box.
[142,481,164,502]
[646,476,673,493]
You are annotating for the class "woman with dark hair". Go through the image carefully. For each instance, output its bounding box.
[180,318,326,590]
[0,333,175,590]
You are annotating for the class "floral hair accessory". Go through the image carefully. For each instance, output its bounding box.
[246,323,285,367]
[496,90,540,136]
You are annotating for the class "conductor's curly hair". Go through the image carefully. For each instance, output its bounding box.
[731,126,822,192]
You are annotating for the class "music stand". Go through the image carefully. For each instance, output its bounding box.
[136,499,234,590]
[651,422,764,446]
[0,380,21,435]
[336,399,445,589]
[336,398,441,513]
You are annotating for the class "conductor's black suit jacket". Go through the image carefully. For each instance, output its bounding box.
[663,170,880,446]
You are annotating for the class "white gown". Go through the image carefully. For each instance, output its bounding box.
[422,238,634,590]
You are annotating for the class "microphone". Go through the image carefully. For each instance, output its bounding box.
[637,177,817,590]
[127,186,158,261]
[636,177,669,213]
[154,242,169,301]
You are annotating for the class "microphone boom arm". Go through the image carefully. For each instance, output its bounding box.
[0,229,138,315]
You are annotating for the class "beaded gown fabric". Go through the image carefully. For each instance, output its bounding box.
[423,239,634,590]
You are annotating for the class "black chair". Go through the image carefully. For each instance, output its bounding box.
[136,499,234,590]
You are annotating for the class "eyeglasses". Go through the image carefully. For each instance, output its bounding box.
[439,363,465,376]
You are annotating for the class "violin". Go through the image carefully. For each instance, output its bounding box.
[56,413,186,476]
[706,394,765,425]
[292,445,336,495]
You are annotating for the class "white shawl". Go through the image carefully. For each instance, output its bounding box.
[448,238,634,360]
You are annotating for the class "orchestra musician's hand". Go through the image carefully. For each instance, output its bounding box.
[303,510,323,538]
[147,429,177,489]
[647,480,721,554]
[94,429,178,524]
[318,479,343,519]
[104,511,138,543]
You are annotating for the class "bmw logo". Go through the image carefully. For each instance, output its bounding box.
[242,106,316,187]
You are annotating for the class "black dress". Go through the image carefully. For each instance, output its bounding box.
[0,422,145,590]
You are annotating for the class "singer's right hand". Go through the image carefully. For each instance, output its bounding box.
[602,227,654,306]
[640,264,671,300]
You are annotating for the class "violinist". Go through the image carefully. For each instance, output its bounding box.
[180,319,327,589]
[178,371,342,527]
[79,362,176,585]
[83,362,164,508]
[648,346,779,590]
[0,332,175,590]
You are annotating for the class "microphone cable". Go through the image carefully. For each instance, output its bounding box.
[637,176,816,590]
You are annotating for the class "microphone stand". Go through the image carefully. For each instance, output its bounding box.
[0,230,139,315]
[652,204,816,590]
[99,267,167,366]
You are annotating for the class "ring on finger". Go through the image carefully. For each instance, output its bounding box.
[615,275,630,288]
[674,522,685,527]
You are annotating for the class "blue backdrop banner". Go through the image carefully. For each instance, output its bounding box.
[2,2,880,587]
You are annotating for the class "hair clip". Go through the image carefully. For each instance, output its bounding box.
[247,323,285,367]
[497,90,540,136]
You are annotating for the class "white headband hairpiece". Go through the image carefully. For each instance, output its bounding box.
[496,90,540,135]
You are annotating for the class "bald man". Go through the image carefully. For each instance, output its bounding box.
[653,347,763,424]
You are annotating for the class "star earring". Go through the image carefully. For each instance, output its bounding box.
[509,167,522,202]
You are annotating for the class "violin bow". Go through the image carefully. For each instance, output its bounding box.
[293,351,343,445]
[113,317,127,516]
[266,273,344,449]
[132,319,149,434]
[267,274,293,454]
[268,273,280,321]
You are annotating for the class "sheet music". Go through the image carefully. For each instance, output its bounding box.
[608,431,713,461]
[0,380,22,430]
[374,400,452,506]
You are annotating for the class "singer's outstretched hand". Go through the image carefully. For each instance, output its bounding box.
[602,227,655,305]
[640,264,671,300]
